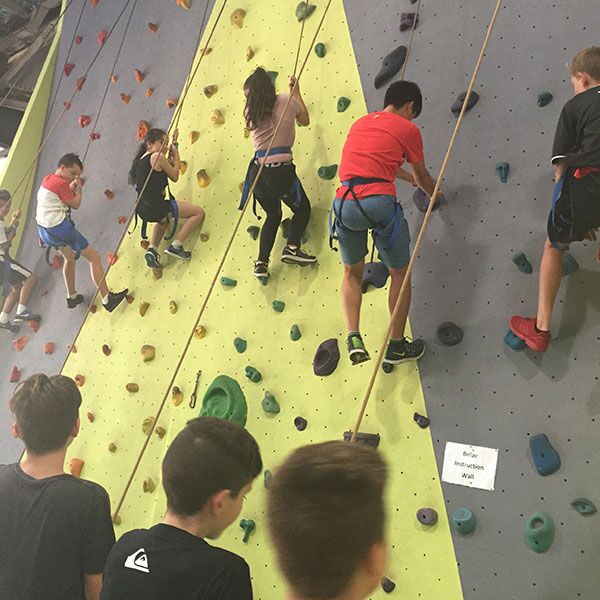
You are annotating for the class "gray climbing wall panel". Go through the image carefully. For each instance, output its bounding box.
[0,0,215,461]
[343,0,600,598]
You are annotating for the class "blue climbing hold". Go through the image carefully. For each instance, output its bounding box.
[562,252,579,276]
[529,433,561,476]
[496,162,510,183]
[512,252,533,274]
[537,92,553,107]
[504,330,526,351]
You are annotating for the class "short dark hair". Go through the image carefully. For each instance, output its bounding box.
[162,417,262,516]
[57,153,83,170]
[10,374,82,455]
[267,441,388,599]
[384,80,422,117]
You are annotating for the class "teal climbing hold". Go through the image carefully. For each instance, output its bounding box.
[318,164,338,180]
[264,469,273,489]
[220,277,237,287]
[266,71,278,85]
[314,42,326,58]
[571,497,597,515]
[295,1,316,21]
[452,507,476,536]
[337,96,351,112]
[239,518,256,543]
[199,375,247,427]
[496,162,510,183]
[234,337,247,353]
[524,512,555,553]
[259,275,269,286]
[512,252,533,274]
[562,252,579,276]
[261,391,280,414]
[247,225,260,240]
[272,300,285,313]
[245,366,262,383]
[290,324,302,341]
[504,330,526,351]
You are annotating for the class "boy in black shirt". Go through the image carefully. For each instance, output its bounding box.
[0,373,115,600]
[101,417,262,600]
[511,47,600,352]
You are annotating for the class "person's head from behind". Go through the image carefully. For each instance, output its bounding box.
[384,80,422,120]
[570,47,600,94]
[267,441,389,600]
[162,417,262,539]
[243,67,277,129]
[56,153,83,182]
[0,189,11,220]
[10,373,82,455]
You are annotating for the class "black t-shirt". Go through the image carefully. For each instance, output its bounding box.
[100,524,253,600]
[135,154,168,202]
[552,85,600,167]
[0,463,115,600]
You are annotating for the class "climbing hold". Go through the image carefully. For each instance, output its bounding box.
[140,240,150,250]
[374,46,407,89]
[220,277,237,287]
[245,366,262,383]
[75,35,83,44]
[272,300,285,313]
[537,92,553,108]
[171,386,184,406]
[361,261,390,293]
[234,337,247,353]
[12,336,28,352]
[178,161,187,176]
[74,374,85,387]
[127,294,135,305]
[102,344,111,356]
[142,477,156,493]
[313,338,340,376]
[86,412,94,423]
[110,74,118,83]
[28,321,39,333]
[199,45,212,55]
[137,120,150,142]
[413,412,430,429]
[143,88,153,99]
[381,577,396,593]
[230,8,246,27]
[200,375,248,426]
[89,132,101,142]
[189,130,199,144]
[452,507,476,536]
[69,458,84,478]
[141,344,156,362]
[51,255,63,269]
[417,508,438,526]
[106,252,117,265]
[196,169,211,188]
[318,164,338,180]
[264,469,273,489]
[108,442,117,453]
[126,383,139,393]
[97,30,108,45]
[203,84,218,98]
[166,97,178,109]
[75,77,86,91]
[134,68,144,83]
[112,514,122,526]
[504,330,526,351]
[571,498,597,515]
[239,518,255,542]
[103,188,115,200]
[211,109,224,125]
[153,267,162,280]
[529,433,561,476]
[120,93,130,105]
[261,392,280,414]
[400,12,418,31]
[63,101,71,110]
[562,252,579,276]
[247,225,260,240]
[89,304,97,314]
[436,322,463,346]
[155,426,166,439]
[524,512,555,553]
[294,416,307,431]
[169,300,177,314]
[314,42,326,57]
[142,416,155,435]
[451,91,480,115]
[43,342,55,355]
[290,324,302,341]
[9,366,20,383]
[63,63,75,76]
[246,46,254,61]
[337,96,351,112]
[194,325,207,339]
[295,2,316,21]
[176,0,191,9]
[148,22,158,32]
[343,431,380,448]
[496,162,510,183]
[266,71,278,85]
[512,252,532,274]
[139,302,150,316]
[78,115,91,128]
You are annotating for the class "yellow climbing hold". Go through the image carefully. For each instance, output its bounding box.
[211,110,224,125]
[230,8,246,27]
[139,301,149,316]
[108,442,117,453]
[189,130,199,144]
[155,426,166,439]
[142,477,156,493]
[203,84,218,98]
[171,386,184,406]
[246,46,254,61]
[142,416,155,435]
[194,325,207,339]
[169,300,178,314]
[112,514,122,525]
[179,161,187,175]
[141,344,155,362]
[126,382,139,393]
[196,169,211,188]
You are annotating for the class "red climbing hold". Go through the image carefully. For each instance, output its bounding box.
[106,252,118,265]
[76,77,86,91]
[134,69,144,83]
[117,215,126,224]
[51,255,63,269]
[89,132,101,141]
[120,93,131,105]
[75,35,83,45]
[90,0,99,6]
[78,115,91,128]
[63,63,75,76]
[43,342,55,355]
[63,102,71,110]
[148,22,158,32]
[9,366,20,383]
[104,189,114,199]
[137,120,150,141]
[145,87,154,97]
[12,336,28,352]
[166,97,178,109]
[28,321,39,333]
[97,30,108,45]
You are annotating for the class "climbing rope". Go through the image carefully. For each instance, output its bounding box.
[292,1,308,76]
[398,0,422,81]
[110,0,334,521]
[350,0,505,441]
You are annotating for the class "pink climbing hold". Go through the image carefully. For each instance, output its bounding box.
[117,215,127,224]
[97,30,108,45]
[63,102,71,110]
[63,63,75,76]
[90,0,99,6]
[78,115,91,128]
[9,366,20,383]
[43,342,55,355]
[28,321,39,333]
[75,35,83,45]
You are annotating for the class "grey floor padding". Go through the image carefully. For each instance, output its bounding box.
[344,1,599,598]
[0,0,215,462]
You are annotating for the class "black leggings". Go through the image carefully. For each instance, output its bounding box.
[249,162,311,262]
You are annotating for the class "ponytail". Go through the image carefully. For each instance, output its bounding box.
[128,128,166,186]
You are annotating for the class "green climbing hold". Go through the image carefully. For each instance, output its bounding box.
[295,1,316,21]
[571,497,597,515]
[239,518,256,543]
[200,375,247,427]
[272,300,285,313]
[452,507,476,536]
[266,71,278,85]
[524,512,555,553]
[220,277,237,287]
[262,391,280,414]
[247,225,260,240]
[314,42,326,58]
[290,324,301,341]
[318,164,338,180]
[245,366,262,383]
[337,96,351,112]
[264,469,273,489]
[234,337,247,353]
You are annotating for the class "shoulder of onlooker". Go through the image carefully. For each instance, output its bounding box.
[66,475,111,504]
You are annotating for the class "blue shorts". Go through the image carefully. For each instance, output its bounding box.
[38,219,89,259]
[332,194,410,269]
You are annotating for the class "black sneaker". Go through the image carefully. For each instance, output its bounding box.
[144,247,161,269]
[0,320,19,334]
[103,288,129,313]
[383,337,426,365]
[13,310,41,323]
[254,260,269,280]
[164,244,192,261]
[281,245,317,265]
[347,333,370,365]
[67,294,84,309]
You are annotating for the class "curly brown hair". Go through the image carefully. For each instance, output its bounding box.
[244,67,277,129]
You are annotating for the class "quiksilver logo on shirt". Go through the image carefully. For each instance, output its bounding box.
[124,548,149,573]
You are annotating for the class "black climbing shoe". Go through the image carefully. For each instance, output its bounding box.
[13,310,41,323]
[347,333,370,365]
[0,320,19,334]
[67,294,84,309]
[383,337,425,365]
[144,247,161,269]
[281,246,317,265]
[103,289,129,313]
[254,260,269,280]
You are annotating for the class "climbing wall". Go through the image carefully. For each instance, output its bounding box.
[344,1,600,598]
[0,0,215,461]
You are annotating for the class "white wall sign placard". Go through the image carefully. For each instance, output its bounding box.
[441,441,499,491]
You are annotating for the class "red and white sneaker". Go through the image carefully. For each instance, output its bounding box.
[509,316,550,353]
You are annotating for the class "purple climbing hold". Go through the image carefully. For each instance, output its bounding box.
[294,416,307,431]
[400,12,418,32]
[361,261,390,293]
[414,412,430,428]
[417,508,438,525]
[374,46,408,89]
[313,338,340,376]
[451,91,480,115]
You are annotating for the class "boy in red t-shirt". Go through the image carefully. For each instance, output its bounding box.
[332,81,440,366]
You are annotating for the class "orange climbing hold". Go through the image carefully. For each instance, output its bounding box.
[89,304,97,314]
[104,189,114,199]
[89,132,101,141]
[74,374,85,386]
[97,30,108,45]
[9,366,20,383]
[120,93,130,105]
[189,130,199,144]
[137,120,150,141]
[28,321,39,333]
[106,252,118,265]
[76,77,85,91]
[134,68,144,83]
[148,22,158,32]
[51,255,63,269]
[230,8,246,27]
[211,109,224,125]
[86,412,94,422]
[176,0,191,9]
[69,458,84,478]
[63,63,75,76]
[166,97,178,109]
[90,0,99,6]
[75,35,83,45]
[117,215,127,224]
[12,336,28,352]
[111,74,118,83]
[196,169,210,188]
[140,240,150,250]
[145,87,154,97]
[126,294,134,304]
[78,115,91,128]
[43,342,55,355]
[68,344,77,353]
